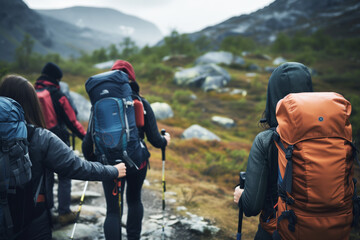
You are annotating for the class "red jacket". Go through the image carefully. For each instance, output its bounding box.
[35,76,86,141]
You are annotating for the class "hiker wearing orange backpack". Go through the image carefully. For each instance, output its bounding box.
[233,62,313,239]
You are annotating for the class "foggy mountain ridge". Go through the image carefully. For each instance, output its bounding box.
[1,0,359,62]
[37,6,163,47]
[188,0,360,46]
[0,0,162,61]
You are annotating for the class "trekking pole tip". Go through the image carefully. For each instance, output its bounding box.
[161,129,166,135]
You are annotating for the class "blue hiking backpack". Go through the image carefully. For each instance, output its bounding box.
[85,70,143,169]
[0,97,32,239]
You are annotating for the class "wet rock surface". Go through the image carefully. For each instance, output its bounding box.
[52,177,220,239]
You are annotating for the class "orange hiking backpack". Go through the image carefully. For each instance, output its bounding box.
[272,92,359,240]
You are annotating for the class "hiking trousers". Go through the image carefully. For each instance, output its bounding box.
[254,223,273,240]
[17,210,52,240]
[103,165,147,240]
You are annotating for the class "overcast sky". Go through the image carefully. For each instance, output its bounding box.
[23,0,274,35]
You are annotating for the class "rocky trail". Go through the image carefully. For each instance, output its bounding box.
[51,176,220,240]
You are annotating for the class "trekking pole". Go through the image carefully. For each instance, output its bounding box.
[161,129,166,240]
[70,180,89,240]
[115,160,124,240]
[236,172,246,240]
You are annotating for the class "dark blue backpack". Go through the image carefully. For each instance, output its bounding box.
[85,70,143,169]
[0,97,32,239]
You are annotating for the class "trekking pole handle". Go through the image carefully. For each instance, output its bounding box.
[161,129,166,136]
[240,172,246,189]
[161,129,166,161]
[237,171,246,240]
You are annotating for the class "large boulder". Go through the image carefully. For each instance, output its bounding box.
[182,124,220,141]
[69,92,92,122]
[174,64,230,91]
[150,102,174,120]
[195,51,245,66]
[60,82,91,122]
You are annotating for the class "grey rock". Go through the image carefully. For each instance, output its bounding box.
[182,124,220,141]
[179,212,220,235]
[150,102,174,120]
[246,72,257,78]
[233,56,246,66]
[174,64,231,88]
[93,60,115,69]
[230,88,247,96]
[273,57,287,65]
[211,116,235,128]
[248,63,261,71]
[202,75,229,92]
[195,51,233,65]
[195,51,245,66]
[59,82,91,122]
[69,91,92,122]
[52,223,100,240]
[176,206,187,211]
[264,66,277,73]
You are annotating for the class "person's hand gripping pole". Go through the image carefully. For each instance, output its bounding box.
[236,171,246,240]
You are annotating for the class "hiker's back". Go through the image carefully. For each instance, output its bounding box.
[85,70,143,168]
[0,97,32,240]
[273,92,354,240]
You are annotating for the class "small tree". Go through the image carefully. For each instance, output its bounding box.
[15,34,34,70]
[271,32,291,54]
[220,35,255,55]
[163,30,196,56]
[119,37,139,59]
[92,47,108,63]
[108,44,119,60]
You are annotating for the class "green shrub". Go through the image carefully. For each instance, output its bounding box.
[136,63,173,83]
[145,95,165,103]
[173,89,194,104]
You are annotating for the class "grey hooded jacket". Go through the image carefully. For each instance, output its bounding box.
[240,62,313,217]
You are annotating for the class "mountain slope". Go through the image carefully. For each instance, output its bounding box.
[0,0,52,61]
[189,0,360,45]
[37,6,163,46]
[0,1,163,62]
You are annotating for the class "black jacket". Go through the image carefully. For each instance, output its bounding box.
[28,126,118,208]
[138,97,167,149]
[240,62,313,219]
[8,126,118,235]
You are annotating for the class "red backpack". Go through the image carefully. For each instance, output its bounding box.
[36,88,58,130]
[272,92,358,240]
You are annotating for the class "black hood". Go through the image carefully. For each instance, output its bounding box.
[263,62,313,127]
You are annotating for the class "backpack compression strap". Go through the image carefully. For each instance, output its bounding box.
[273,130,297,233]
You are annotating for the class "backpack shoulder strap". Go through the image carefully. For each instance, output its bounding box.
[26,124,36,143]
[25,125,44,205]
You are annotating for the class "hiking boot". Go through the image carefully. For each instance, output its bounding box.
[58,211,77,226]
